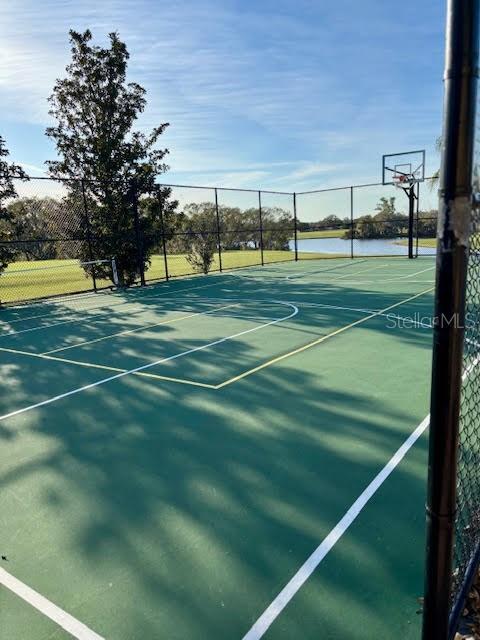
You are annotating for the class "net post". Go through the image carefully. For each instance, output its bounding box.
[111,257,119,287]
[80,178,97,292]
[422,1,479,638]
[130,179,146,287]
[258,190,264,266]
[158,189,170,281]
[350,187,354,259]
[215,188,223,271]
[293,192,299,262]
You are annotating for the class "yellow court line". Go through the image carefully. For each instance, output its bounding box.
[0,286,435,393]
[43,303,239,355]
[0,345,215,389]
[215,286,434,389]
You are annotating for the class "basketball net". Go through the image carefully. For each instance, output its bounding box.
[393,174,415,189]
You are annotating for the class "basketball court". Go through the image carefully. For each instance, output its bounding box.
[0,256,434,639]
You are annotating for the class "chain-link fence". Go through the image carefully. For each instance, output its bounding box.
[295,179,438,259]
[450,214,480,625]
[422,4,480,638]
[0,174,438,305]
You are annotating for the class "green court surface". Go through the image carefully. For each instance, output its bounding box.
[0,257,435,639]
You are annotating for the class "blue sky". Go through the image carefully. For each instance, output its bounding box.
[0,0,444,193]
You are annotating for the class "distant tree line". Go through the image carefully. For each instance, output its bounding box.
[296,214,350,232]
[297,197,438,240]
[1,192,293,275]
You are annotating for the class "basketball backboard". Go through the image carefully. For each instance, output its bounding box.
[382,150,426,186]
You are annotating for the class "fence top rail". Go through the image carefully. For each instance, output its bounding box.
[159,183,294,196]
[15,174,438,197]
[296,182,382,195]
[17,175,293,196]
[296,176,437,195]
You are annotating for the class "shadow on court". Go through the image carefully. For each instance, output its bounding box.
[0,263,433,639]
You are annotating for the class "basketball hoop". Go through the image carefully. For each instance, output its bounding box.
[382,150,425,188]
[393,173,416,190]
[382,149,425,261]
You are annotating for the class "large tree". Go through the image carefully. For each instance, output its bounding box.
[46,30,173,285]
[0,137,28,273]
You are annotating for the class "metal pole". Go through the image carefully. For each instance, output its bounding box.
[422,1,479,638]
[131,180,146,287]
[416,182,420,258]
[158,189,169,281]
[293,192,299,262]
[215,188,223,271]
[408,184,415,259]
[350,187,354,259]
[258,191,264,266]
[81,179,97,292]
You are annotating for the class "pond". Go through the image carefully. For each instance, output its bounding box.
[289,236,436,256]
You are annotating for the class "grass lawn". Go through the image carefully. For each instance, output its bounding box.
[295,229,346,239]
[0,250,331,304]
[395,238,436,248]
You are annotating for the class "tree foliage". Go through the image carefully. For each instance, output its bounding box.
[0,137,28,272]
[342,196,438,240]
[297,214,349,232]
[184,208,218,274]
[46,29,173,285]
[165,201,293,259]
[7,196,78,260]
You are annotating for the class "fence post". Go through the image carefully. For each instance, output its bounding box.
[158,189,169,281]
[81,179,97,292]
[258,191,264,266]
[350,186,354,259]
[415,182,420,258]
[131,179,146,287]
[215,188,223,271]
[293,192,298,262]
[422,1,479,638]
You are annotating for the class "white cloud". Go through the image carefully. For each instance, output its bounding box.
[0,0,444,191]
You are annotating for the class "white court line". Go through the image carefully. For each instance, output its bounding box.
[285,262,385,284]
[215,314,282,322]
[43,303,238,355]
[175,295,434,330]
[0,277,226,327]
[276,300,433,329]
[226,260,363,283]
[241,413,431,640]
[0,296,227,338]
[285,260,366,281]
[0,567,104,640]
[334,279,435,286]
[394,265,435,279]
[330,263,386,281]
[338,265,435,285]
[0,312,119,337]
[0,302,298,423]
[243,315,473,640]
